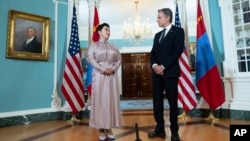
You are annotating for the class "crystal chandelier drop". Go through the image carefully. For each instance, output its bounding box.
[123,0,152,44]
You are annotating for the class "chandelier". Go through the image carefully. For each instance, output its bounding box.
[123,0,152,44]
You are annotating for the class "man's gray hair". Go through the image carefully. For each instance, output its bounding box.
[26,26,36,33]
[158,8,173,23]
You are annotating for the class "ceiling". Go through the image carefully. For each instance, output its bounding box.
[78,0,197,38]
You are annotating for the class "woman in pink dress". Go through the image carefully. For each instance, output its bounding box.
[87,23,122,141]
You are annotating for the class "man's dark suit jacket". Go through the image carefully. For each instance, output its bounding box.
[22,36,42,53]
[150,25,184,78]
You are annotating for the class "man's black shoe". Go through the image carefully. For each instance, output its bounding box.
[171,134,180,141]
[148,131,166,138]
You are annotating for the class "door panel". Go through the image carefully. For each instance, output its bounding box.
[122,53,152,99]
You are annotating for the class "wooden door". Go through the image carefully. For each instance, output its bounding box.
[121,54,138,98]
[139,54,153,98]
[121,53,153,99]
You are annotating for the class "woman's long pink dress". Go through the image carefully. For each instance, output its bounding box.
[87,40,122,129]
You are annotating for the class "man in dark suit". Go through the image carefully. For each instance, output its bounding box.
[22,26,42,53]
[148,8,184,141]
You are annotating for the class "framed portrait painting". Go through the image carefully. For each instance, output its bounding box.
[188,42,196,73]
[6,10,50,61]
[81,48,88,73]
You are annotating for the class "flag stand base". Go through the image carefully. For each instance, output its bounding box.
[178,111,189,120]
[204,112,219,122]
[67,115,81,124]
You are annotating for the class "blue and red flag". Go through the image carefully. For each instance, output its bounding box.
[86,6,100,96]
[86,63,93,95]
[92,6,100,42]
[196,0,225,110]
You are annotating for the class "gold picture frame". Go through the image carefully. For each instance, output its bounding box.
[188,42,196,73]
[6,10,50,61]
[81,48,88,73]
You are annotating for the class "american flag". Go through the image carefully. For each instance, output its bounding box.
[175,3,197,112]
[61,5,85,114]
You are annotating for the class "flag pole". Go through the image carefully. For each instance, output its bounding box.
[204,108,219,122]
[196,0,225,123]
[176,0,184,118]
[68,0,80,124]
[62,0,84,124]
[176,0,196,120]
[178,111,189,120]
[67,114,81,124]
[176,0,184,119]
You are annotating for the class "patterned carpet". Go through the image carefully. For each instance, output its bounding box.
[120,99,169,110]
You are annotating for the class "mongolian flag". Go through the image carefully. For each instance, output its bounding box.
[86,6,100,96]
[196,0,225,110]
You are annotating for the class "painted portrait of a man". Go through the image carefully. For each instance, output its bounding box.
[14,19,43,53]
[6,10,50,60]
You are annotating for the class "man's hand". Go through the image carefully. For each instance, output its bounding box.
[153,65,164,75]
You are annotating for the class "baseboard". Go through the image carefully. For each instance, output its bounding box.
[0,109,90,128]
[180,108,250,120]
[1,108,250,127]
